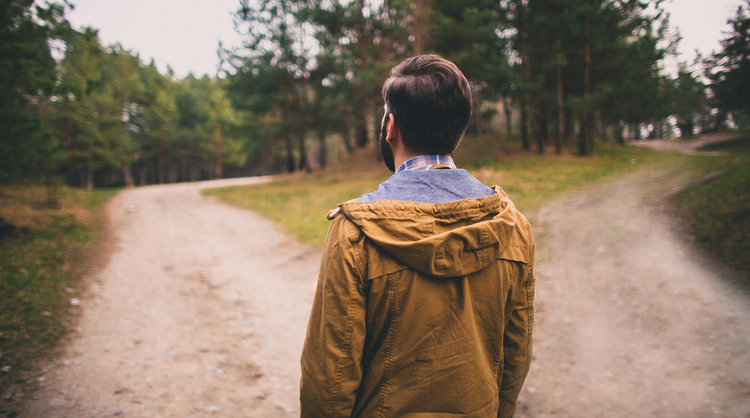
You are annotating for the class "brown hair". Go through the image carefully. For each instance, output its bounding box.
[382,55,472,155]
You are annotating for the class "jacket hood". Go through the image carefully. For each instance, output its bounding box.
[338,186,525,278]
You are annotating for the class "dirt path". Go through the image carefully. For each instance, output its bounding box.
[25,177,322,417]
[629,131,742,155]
[516,165,750,417]
[24,150,750,417]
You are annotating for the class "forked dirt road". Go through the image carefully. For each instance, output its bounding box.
[25,137,750,417]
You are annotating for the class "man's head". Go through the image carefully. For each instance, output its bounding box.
[380,54,472,168]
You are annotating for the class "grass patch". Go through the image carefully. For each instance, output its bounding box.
[203,147,391,246]
[205,136,683,247]
[700,132,750,152]
[458,135,687,211]
[0,184,117,413]
[672,132,750,277]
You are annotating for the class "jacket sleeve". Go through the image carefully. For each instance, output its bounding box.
[497,230,535,418]
[300,215,368,418]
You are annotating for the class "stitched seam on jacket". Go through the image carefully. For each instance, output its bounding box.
[481,226,490,266]
[348,219,366,281]
[522,240,535,380]
[324,219,364,418]
[377,273,397,418]
[494,262,517,380]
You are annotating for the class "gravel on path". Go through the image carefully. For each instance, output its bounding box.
[23,150,750,417]
[516,166,750,418]
[25,176,320,418]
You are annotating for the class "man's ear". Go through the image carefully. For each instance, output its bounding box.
[385,113,399,144]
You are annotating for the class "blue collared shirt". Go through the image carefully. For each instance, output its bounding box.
[356,154,494,204]
[396,155,457,172]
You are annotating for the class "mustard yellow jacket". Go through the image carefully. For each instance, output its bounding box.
[300,187,535,418]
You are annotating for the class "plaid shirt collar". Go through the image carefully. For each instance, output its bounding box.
[396,155,457,173]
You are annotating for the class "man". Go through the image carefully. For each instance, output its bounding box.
[300,55,535,418]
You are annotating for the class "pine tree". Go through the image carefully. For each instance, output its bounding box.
[709,0,750,124]
[0,0,67,182]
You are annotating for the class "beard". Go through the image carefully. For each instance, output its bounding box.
[379,112,396,172]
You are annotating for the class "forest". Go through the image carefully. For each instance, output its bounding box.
[2,0,749,190]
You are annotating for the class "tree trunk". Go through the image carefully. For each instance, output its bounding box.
[180,144,190,183]
[66,121,75,185]
[578,0,592,156]
[474,96,484,135]
[518,0,531,151]
[414,0,431,55]
[214,128,223,179]
[158,137,165,183]
[564,108,573,146]
[285,134,295,173]
[556,64,564,155]
[297,130,309,172]
[138,167,147,186]
[355,116,368,148]
[355,0,369,149]
[504,98,513,136]
[80,169,93,191]
[341,120,354,154]
[520,98,530,151]
[318,126,327,169]
[553,0,564,154]
[615,123,625,145]
[536,105,547,154]
[191,164,200,182]
[123,165,134,187]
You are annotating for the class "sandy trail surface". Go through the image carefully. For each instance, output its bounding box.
[629,132,740,155]
[25,147,750,417]
[25,177,321,417]
[516,165,750,418]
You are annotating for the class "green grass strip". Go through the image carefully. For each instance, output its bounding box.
[672,133,750,277]
[0,185,116,412]
[204,138,688,248]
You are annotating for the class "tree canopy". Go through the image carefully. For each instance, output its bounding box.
[0,0,746,188]
[708,0,750,125]
[0,0,65,180]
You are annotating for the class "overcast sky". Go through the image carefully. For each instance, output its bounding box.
[66,0,745,79]
[662,0,744,69]
[67,0,244,78]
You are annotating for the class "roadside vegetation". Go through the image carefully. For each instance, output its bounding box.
[207,132,750,284]
[0,185,116,412]
[6,1,749,191]
[672,133,750,278]
[204,136,687,247]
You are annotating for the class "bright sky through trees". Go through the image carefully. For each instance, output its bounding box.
[663,0,745,68]
[67,0,245,78]
[66,0,744,79]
